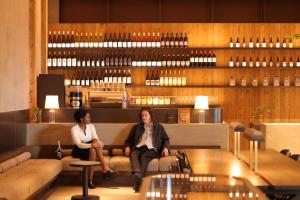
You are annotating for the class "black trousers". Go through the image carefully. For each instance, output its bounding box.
[130,145,157,178]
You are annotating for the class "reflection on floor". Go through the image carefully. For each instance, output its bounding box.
[47,186,140,200]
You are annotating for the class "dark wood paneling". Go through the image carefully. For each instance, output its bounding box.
[161,0,211,22]
[213,0,261,22]
[263,0,300,22]
[0,109,29,123]
[59,0,108,23]
[109,0,159,22]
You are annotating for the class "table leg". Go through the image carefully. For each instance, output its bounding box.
[83,166,88,197]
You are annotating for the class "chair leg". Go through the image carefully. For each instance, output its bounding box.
[254,141,258,173]
[249,141,253,170]
[234,131,237,156]
[237,132,240,159]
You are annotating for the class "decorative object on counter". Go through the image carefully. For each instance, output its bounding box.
[32,107,42,123]
[194,96,209,123]
[241,77,247,86]
[262,76,269,86]
[283,76,290,86]
[229,76,236,86]
[250,105,273,125]
[45,95,59,123]
[69,86,83,108]
[252,77,258,86]
[178,108,190,124]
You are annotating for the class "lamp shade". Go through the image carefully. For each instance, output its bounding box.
[194,96,209,110]
[45,95,59,109]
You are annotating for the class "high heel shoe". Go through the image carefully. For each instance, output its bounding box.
[88,180,97,189]
[102,169,118,178]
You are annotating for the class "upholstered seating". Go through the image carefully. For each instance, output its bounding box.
[0,152,63,200]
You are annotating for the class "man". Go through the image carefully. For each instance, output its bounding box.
[124,107,170,192]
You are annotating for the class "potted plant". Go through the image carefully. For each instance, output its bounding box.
[250,105,272,129]
[32,107,42,123]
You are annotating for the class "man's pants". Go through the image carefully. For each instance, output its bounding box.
[130,145,157,178]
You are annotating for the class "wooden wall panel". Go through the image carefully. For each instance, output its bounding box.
[109,0,160,22]
[161,0,211,22]
[48,23,300,125]
[263,0,300,22]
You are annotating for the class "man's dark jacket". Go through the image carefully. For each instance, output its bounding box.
[124,122,170,157]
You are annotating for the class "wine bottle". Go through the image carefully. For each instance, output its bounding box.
[182,70,187,86]
[170,33,175,48]
[146,32,151,48]
[177,70,182,86]
[184,33,188,48]
[66,31,71,48]
[165,33,170,48]
[249,37,254,48]
[288,38,293,48]
[76,72,81,86]
[75,32,80,48]
[175,33,179,48]
[62,51,67,67]
[103,33,108,48]
[114,52,119,67]
[127,33,132,48]
[93,33,99,48]
[185,53,190,67]
[242,37,246,48]
[61,31,66,48]
[168,70,173,86]
[255,37,260,48]
[88,33,94,48]
[203,50,208,67]
[235,37,240,48]
[242,56,247,67]
[122,33,127,48]
[229,57,234,67]
[190,50,195,67]
[199,50,204,67]
[48,31,53,48]
[212,51,216,66]
[167,54,172,67]
[249,57,253,67]
[113,33,118,48]
[297,57,300,67]
[48,51,52,67]
[269,37,273,48]
[172,70,178,86]
[85,70,90,86]
[57,31,62,48]
[52,31,57,48]
[151,32,156,48]
[282,38,287,48]
[67,51,72,67]
[269,57,273,67]
[112,69,117,83]
[180,54,186,67]
[235,57,240,67]
[141,32,147,48]
[122,69,127,84]
[282,57,287,67]
[156,32,161,48]
[161,33,165,48]
[229,37,234,48]
[146,70,150,86]
[289,57,293,67]
[57,51,62,66]
[262,37,266,48]
[262,56,267,67]
[84,32,89,48]
[171,54,176,67]
[276,57,280,67]
[276,38,280,48]
[255,57,260,67]
[150,71,156,86]
[108,33,113,48]
[127,70,132,85]
[132,32,137,48]
[159,70,164,86]
[81,71,85,86]
[137,32,142,48]
[70,31,75,48]
[117,33,122,48]
[164,70,169,86]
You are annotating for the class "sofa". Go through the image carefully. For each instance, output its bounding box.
[60,148,178,173]
[0,151,63,200]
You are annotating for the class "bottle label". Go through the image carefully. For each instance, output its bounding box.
[66,43,71,48]
[53,43,57,48]
[156,42,161,48]
[108,42,113,48]
[118,41,122,48]
[57,58,62,66]
[48,43,53,48]
[137,42,142,48]
[71,43,75,48]
[127,42,132,48]
[147,42,152,47]
[151,61,157,66]
[151,42,156,48]
[84,42,89,48]
[104,42,108,48]
[48,59,52,67]
[122,42,127,48]
[75,42,79,48]
[132,42,137,48]
[113,42,118,48]
[157,61,162,66]
[89,42,94,48]
[147,61,152,67]
[127,77,131,84]
[61,43,66,48]
[67,59,72,67]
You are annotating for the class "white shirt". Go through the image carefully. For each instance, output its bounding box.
[136,123,154,149]
[71,124,99,149]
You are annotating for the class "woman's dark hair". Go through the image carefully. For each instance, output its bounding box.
[139,107,153,121]
[74,108,89,123]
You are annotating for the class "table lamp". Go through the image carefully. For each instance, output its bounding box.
[45,95,59,123]
[194,96,209,123]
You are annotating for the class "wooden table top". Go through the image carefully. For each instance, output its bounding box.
[185,149,268,187]
[70,161,101,167]
[240,149,300,189]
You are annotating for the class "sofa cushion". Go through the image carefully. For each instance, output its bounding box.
[109,156,158,172]
[15,152,31,165]
[0,158,17,173]
[62,149,110,157]
[158,156,178,171]
[0,159,62,200]
[112,149,124,156]
[61,156,111,171]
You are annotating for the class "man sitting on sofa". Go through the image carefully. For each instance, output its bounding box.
[124,107,170,192]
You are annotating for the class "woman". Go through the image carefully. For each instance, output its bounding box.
[124,107,170,192]
[71,108,115,189]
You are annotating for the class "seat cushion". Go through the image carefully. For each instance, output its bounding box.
[0,159,62,200]
[61,156,111,171]
[245,128,265,141]
[109,156,158,172]
[158,156,178,172]
[0,158,17,173]
[230,122,245,132]
[15,152,31,164]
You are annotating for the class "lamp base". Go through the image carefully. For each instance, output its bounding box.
[199,110,205,123]
[49,109,55,123]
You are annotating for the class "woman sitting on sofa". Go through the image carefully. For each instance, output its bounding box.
[71,108,116,189]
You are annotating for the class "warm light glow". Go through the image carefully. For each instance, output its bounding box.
[230,162,242,177]
[194,96,209,110]
[45,95,59,109]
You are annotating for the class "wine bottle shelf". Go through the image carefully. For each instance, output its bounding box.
[126,85,300,89]
[48,66,300,70]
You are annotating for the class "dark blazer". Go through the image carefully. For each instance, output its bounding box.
[124,122,170,157]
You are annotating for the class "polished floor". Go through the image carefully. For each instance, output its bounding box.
[46,186,140,200]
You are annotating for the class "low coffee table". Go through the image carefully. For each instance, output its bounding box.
[70,161,101,200]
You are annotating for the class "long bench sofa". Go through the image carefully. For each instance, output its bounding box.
[0,151,62,200]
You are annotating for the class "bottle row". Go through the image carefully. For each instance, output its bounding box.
[47,51,217,68]
[63,69,132,87]
[145,70,187,87]
[229,56,300,68]
[229,75,300,87]
[229,37,293,48]
[48,31,188,49]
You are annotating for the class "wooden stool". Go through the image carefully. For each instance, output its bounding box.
[245,128,265,173]
[230,122,245,159]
